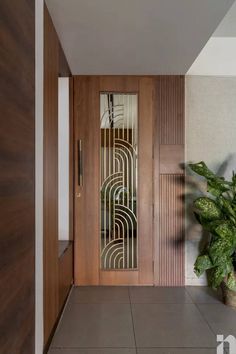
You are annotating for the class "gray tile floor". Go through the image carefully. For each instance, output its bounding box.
[49,286,236,354]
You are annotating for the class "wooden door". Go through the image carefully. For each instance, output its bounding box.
[74,76,154,285]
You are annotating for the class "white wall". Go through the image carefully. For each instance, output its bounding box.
[58,78,70,240]
[185,76,236,285]
[35,0,44,352]
[187,37,236,76]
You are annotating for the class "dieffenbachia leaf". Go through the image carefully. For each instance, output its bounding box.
[194,255,213,277]
[215,222,236,242]
[217,196,236,220]
[210,261,233,289]
[189,161,216,179]
[226,271,236,291]
[195,215,223,234]
[207,179,229,197]
[209,237,235,266]
[194,197,222,220]
[189,161,231,197]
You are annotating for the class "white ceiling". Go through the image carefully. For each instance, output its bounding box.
[187,1,236,76]
[46,0,235,75]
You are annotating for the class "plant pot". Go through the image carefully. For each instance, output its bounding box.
[221,276,236,309]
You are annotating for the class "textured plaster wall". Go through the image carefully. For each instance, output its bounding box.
[185,76,236,285]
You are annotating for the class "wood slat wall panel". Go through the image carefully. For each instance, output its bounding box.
[158,76,184,145]
[0,0,35,352]
[159,144,184,174]
[154,76,185,286]
[157,175,185,286]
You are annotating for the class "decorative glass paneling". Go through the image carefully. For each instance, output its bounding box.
[100,93,138,269]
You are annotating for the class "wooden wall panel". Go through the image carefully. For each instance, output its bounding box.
[160,145,184,174]
[99,75,139,92]
[0,0,35,352]
[157,175,185,286]
[44,5,59,343]
[43,4,72,347]
[59,244,73,309]
[74,76,100,285]
[158,76,184,145]
[59,43,71,77]
[69,77,74,241]
[154,76,185,286]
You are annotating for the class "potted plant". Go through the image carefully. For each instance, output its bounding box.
[189,161,236,308]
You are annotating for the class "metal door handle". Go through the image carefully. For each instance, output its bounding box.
[77,139,83,186]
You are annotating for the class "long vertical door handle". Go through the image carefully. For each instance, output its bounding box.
[77,139,83,186]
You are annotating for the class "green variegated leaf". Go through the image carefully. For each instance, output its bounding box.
[194,255,213,277]
[209,237,235,266]
[215,222,236,242]
[196,216,223,234]
[194,197,222,220]
[189,161,236,289]
[226,271,236,291]
[218,196,236,219]
[189,161,216,179]
[210,261,233,289]
[207,179,229,197]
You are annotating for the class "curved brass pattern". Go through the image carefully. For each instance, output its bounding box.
[100,93,138,269]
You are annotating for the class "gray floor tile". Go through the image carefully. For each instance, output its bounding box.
[198,303,236,337]
[137,349,215,354]
[132,303,216,348]
[49,349,136,354]
[70,286,130,304]
[51,303,135,348]
[186,287,222,304]
[129,286,192,304]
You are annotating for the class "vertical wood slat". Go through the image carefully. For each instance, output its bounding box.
[154,76,185,286]
[158,76,184,145]
[158,175,185,286]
